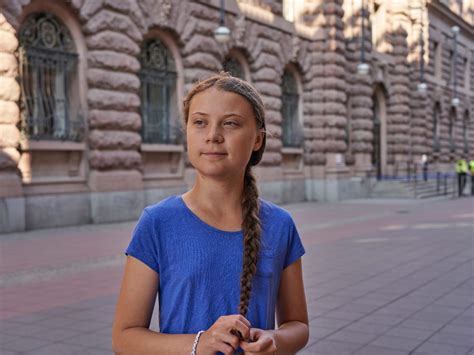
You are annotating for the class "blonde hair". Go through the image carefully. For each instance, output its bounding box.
[183,72,266,317]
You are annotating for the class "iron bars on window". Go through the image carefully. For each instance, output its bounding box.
[19,13,84,142]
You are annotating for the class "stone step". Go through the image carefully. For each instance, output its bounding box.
[370,180,455,199]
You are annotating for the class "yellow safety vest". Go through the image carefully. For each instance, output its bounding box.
[469,160,474,174]
[456,160,468,173]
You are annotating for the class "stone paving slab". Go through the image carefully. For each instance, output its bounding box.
[0,196,473,354]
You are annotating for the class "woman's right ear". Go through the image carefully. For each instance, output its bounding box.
[253,130,265,151]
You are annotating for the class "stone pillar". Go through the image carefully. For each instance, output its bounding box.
[182,2,223,89]
[0,13,22,196]
[248,24,284,168]
[322,0,347,171]
[313,0,350,201]
[81,2,144,223]
[344,0,374,177]
[408,4,429,170]
[304,39,326,168]
[386,2,411,176]
[179,1,233,184]
[0,13,25,232]
[300,0,326,168]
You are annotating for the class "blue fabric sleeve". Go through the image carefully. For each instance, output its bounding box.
[283,219,305,269]
[125,209,160,274]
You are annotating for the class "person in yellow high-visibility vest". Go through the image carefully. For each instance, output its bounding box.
[469,159,474,196]
[455,159,468,196]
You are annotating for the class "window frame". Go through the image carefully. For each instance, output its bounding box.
[138,37,181,145]
[18,12,84,142]
[280,67,304,148]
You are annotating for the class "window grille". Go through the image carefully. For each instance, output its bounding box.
[19,13,83,141]
[281,70,303,147]
[139,38,181,144]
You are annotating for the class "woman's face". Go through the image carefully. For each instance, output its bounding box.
[186,87,264,179]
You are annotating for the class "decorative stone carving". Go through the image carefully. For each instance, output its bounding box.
[291,34,300,62]
[234,15,246,47]
[139,0,172,27]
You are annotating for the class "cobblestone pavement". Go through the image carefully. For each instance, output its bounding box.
[1,196,473,354]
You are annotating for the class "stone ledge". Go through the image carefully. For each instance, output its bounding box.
[20,140,86,151]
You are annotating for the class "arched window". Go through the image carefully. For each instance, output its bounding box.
[19,12,83,141]
[433,103,440,152]
[463,110,469,153]
[281,69,303,147]
[449,107,456,152]
[139,38,180,144]
[223,57,245,80]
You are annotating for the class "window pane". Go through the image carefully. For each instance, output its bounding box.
[281,70,302,147]
[139,38,179,144]
[223,57,245,80]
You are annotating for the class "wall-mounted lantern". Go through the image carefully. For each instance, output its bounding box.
[214,0,231,43]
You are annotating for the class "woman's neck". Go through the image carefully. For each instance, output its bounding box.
[182,173,245,230]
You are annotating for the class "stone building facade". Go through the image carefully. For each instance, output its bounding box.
[0,0,472,232]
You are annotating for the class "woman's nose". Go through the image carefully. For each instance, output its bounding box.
[206,124,223,143]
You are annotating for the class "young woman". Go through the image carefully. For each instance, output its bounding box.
[112,73,309,354]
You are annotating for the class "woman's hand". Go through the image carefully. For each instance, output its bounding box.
[240,328,277,354]
[197,315,251,355]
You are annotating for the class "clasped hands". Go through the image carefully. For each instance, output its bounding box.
[197,315,277,355]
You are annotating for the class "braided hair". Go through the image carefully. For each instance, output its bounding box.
[183,72,267,318]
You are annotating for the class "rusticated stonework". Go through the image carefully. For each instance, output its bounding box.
[0,14,20,172]
[0,0,472,231]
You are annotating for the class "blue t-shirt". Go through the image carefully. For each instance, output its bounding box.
[125,195,305,335]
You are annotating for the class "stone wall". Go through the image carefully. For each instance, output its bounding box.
[0,0,473,232]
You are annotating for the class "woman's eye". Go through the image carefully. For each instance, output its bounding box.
[224,121,239,127]
[193,119,205,126]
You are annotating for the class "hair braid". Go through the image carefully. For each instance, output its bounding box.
[238,165,262,317]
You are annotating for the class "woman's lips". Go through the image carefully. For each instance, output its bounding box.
[201,152,227,159]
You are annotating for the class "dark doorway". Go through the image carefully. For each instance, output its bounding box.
[372,94,382,179]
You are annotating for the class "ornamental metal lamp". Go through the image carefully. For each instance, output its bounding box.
[214,0,231,43]
[357,62,370,75]
[417,82,427,94]
[357,0,370,75]
[417,2,427,94]
[450,26,460,106]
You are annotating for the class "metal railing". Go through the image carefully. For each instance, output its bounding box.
[372,161,459,199]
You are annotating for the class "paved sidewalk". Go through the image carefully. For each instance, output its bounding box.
[0,196,473,354]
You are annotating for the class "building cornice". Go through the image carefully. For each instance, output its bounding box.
[198,0,324,41]
[427,0,474,38]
